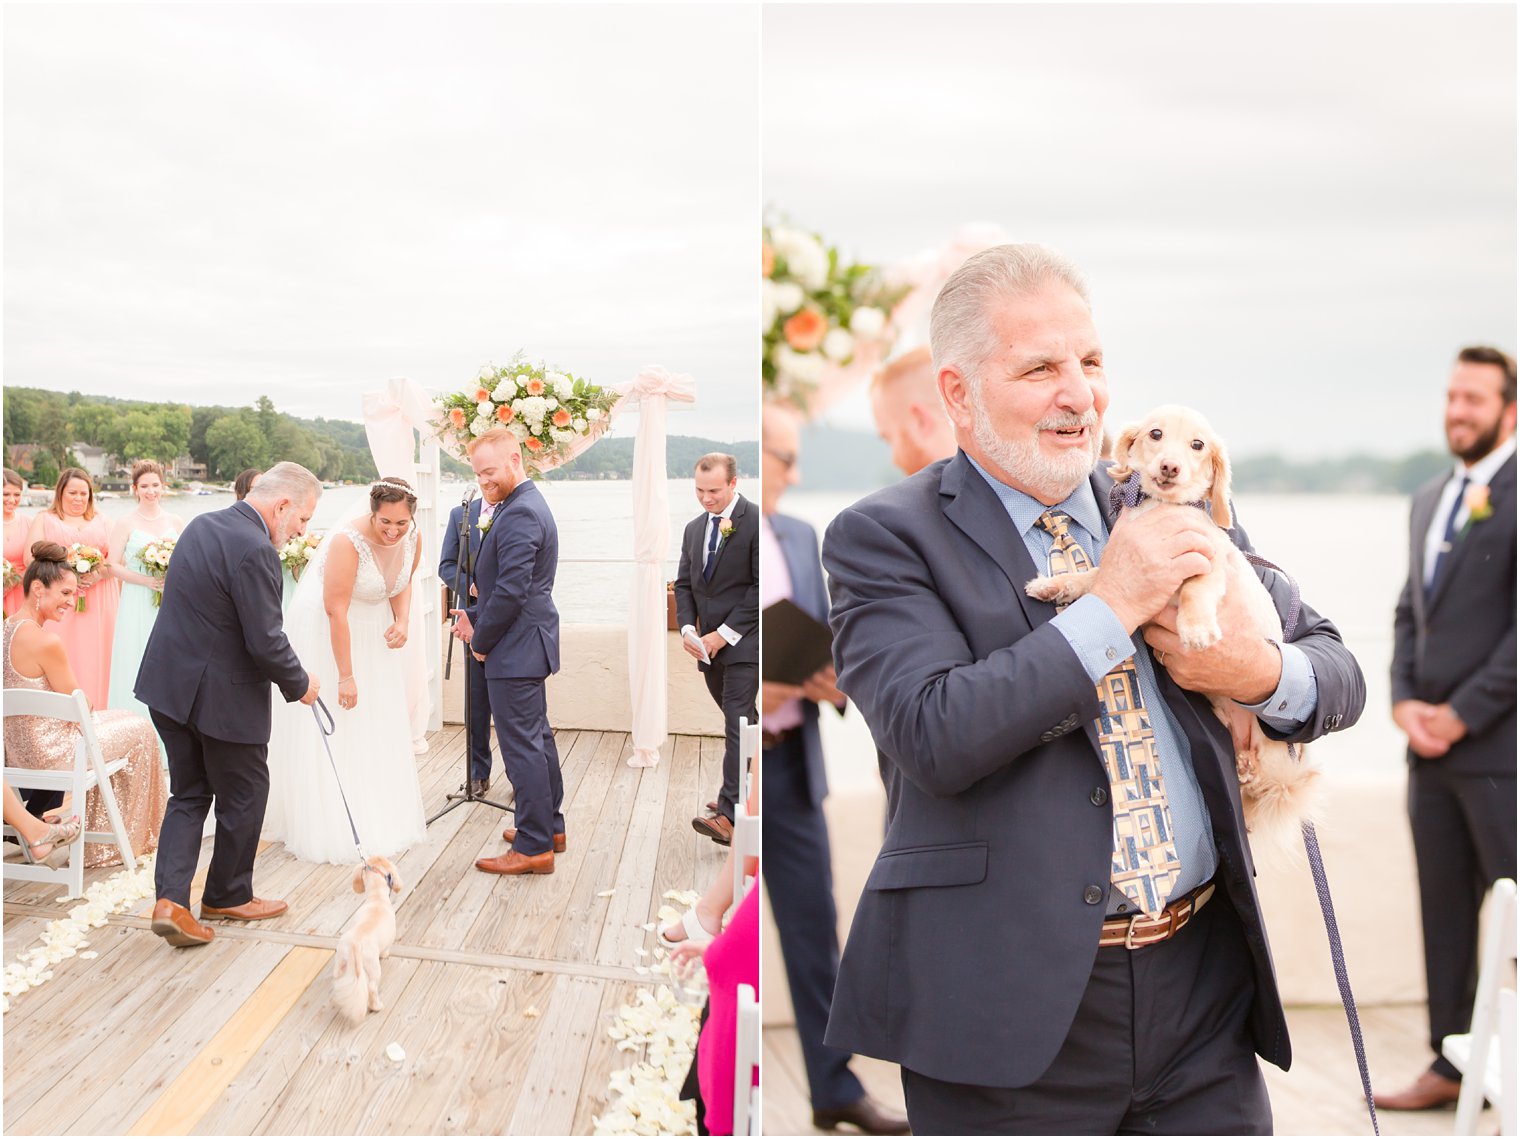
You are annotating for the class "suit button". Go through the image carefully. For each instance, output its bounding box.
[1039,731,1055,743]
[1062,715,1080,731]
[1083,885,1104,905]
[1090,786,1109,807]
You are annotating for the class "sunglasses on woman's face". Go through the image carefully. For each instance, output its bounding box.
[765,446,797,469]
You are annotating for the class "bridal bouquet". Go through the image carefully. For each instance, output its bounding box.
[134,536,177,608]
[2,558,19,591]
[66,544,105,612]
[763,222,906,408]
[434,356,621,473]
[279,531,323,582]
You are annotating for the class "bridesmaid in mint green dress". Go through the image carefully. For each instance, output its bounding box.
[108,461,183,728]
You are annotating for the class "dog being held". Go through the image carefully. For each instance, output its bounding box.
[332,855,402,1023]
[1024,404,1321,855]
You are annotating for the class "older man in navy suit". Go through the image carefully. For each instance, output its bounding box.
[137,462,322,948]
[761,403,909,1136]
[823,245,1365,1134]
[451,428,565,875]
[440,479,506,797]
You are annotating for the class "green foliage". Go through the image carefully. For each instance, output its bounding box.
[32,452,59,488]
[204,413,269,478]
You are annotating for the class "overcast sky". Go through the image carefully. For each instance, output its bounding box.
[764,3,1516,459]
[5,4,759,443]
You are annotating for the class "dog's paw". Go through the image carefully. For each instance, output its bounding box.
[1026,575,1079,604]
[1177,616,1223,651]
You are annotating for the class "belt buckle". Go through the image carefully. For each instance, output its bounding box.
[1123,911,1153,950]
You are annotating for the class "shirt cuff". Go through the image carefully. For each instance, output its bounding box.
[1238,641,1317,730]
[680,624,696,639]
[1050,595,1138,682]
[717,624,741,646]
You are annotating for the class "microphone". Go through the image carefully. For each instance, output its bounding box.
[461,484,477,507]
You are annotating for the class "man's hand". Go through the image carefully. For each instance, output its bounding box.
[469,582,478,599]
[472,649,486,663]
[299,672,321,706]
[1393,699,1452,759]
[1090,506,1215,632]
[762,680,805,715]
[449,609,474,643]
[701,630,727,659]
[1425,703,1468,744]
[1141,554,1281,704]
[801,664,846,707]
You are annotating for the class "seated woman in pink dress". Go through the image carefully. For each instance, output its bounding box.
[4,541,165,868]
[24,468,120,707]
[695,885,760,1136]
[4,468,30,617]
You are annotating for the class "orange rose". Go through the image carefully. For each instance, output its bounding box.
[784,308,827,351]
[762,242,775,278]
[449,407,467,428]
[496,404,514,423]
[525,378,546,396]
[525,436,544,452]
[474,386,492,403]
[552,408,572,427]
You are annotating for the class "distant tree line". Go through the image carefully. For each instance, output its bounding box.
[542,436,759,480]
[4,387,378,483]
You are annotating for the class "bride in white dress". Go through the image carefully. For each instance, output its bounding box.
[265,477,428,864]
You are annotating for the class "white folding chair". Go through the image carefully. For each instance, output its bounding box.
[733,981,761,1136]
[1442,878,1517,1136]
[738,715,762,804]
[1500,989,1516,1137]
[3,688,137,898]
[732,717,761,903]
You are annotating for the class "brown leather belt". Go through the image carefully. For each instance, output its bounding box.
[761,728,796,750]
[1098,881,1216,950]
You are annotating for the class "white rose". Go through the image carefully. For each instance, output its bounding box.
[586,408,603,422]
[573,417,587,432]
[554,376,573,399]
[74,560,91,574]
[849,305,886,339]
[471,416,490,436]
[771,281,805,315]
[511,398,524,412]
[492,378,517,401]
[771,226,828,290]
[507,421,529,442]
[821,327,855,362]
[478,365,495,381]
[552,429,573,443]
[776,345,826,387]
[515,373,532,389]
[544,397,558,410]
[476,400,493,418]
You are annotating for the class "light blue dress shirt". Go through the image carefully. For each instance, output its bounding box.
[966,457,1318,914]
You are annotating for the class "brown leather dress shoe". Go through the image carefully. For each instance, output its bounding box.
[476,850,555,875]
[150,899,214,948]
[1372,1069,1463,1111]
[501,826,566,853]
[813,1093,911,1135]
[468,778,490,797]
[691,813,733,845]
[199,897,289,921]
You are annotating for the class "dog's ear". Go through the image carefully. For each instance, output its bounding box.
[1107,423,1141,483]
[388,870,403,895]
[1208,437,1234,528]
[352,864,367,893]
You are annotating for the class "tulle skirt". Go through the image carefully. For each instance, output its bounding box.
[264,591,427,864]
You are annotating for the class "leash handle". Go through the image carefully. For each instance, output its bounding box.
[311,698,366,862]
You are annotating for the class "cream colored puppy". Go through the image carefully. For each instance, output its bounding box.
[1025,404,1319,848]
[332,855,402,1023]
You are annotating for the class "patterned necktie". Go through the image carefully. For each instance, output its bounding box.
[1035,509,1180,919]
[703,515,721,582]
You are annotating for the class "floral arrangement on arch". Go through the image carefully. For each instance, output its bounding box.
[134,536,177,608]
[434,356,621,473]
[762,222,906,410]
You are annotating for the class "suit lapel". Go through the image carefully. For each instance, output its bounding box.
[1428,454,1515,615]
[708,496,746,578]
[1409,477,1442,621]
[777,516,826,621]
[688,511,710,596]
[940,453,1049,634]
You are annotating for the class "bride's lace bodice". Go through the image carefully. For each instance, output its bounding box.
[315,524,417,605]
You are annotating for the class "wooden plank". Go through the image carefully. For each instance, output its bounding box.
[126,946,332,1136]
[594,748,674,966]
[571,980,656,1136]
[505,973,607,1136]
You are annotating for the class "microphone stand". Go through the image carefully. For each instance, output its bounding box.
[429,485,513,823]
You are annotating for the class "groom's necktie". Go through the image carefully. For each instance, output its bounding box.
[1036,509,1180,920]
[703,515,721,582]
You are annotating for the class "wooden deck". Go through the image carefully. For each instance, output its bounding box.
[3,725,728,1136]
[763,1003,1498,1135]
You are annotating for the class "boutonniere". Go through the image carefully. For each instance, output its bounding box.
[1460,483,1493,536]
[718,516,736,542]
[477,516,493,536]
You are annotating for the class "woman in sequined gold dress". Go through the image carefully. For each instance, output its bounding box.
[4,542,166,868]
[23,469,120,707]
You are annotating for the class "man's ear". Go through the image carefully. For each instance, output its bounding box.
[938,366,975,432]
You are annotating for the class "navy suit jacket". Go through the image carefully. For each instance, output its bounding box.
[465,480,560,680]
[438,497,490,603]
[135,501,308,744]
[768,511,831,809]
[820,452,1366,1088]
[1392,452,1516,775]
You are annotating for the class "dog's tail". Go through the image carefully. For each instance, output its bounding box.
[332,937,368,1024]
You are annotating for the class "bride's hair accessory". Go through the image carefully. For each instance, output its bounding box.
[369,476,418,514]
[370,479,416,496]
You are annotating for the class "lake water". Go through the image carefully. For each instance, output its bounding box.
[784,490,1410,784]
[85,478,751,627]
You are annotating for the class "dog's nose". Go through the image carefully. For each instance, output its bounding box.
[1160,460,1180,480]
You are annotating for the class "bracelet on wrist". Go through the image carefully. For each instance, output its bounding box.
[338,675,354,684]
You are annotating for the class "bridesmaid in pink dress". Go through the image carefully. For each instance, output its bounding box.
[3,468,30,617]
[24,468,120,708]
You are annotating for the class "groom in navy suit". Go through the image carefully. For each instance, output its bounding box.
[451,428,565,875]
[439,482,505,797]
[137,462,322,948]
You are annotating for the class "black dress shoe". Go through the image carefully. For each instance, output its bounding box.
[813,1094,910,1135]
[468,778,489,797]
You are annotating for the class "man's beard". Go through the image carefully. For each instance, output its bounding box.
[970,389,1101,502]
[1449,411,1506,464]
[272,514,294,548]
